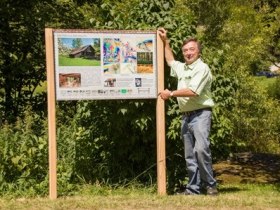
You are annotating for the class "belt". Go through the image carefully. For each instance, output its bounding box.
[182,107,212,116]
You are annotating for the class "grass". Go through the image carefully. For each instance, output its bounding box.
[59,55,101,66]
[0,184,280,210]
[253,76,277,90]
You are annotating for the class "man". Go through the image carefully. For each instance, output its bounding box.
[158,28,218,196]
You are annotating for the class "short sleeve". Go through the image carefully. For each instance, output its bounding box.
[169,60,185,78]
[188,65,211,95]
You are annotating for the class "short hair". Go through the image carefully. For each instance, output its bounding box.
[181,37,203,53]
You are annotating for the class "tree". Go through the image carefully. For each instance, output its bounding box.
[213,0,280,153]
[0,0,50,121]
[0,0,89,122]
[72,38,83,49]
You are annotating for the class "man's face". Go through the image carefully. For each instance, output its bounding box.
[182,41,200,65]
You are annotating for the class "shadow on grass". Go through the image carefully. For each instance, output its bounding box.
[214,152,280,187]
[219,186,243,193]
[274,183,280,192]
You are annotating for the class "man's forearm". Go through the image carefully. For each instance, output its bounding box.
[164,40,175,65]
[171,88,197,97]
[159,88,197,100]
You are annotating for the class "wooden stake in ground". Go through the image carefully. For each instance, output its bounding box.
[45,28,57,199]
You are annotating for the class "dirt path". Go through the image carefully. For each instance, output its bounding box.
[214,152,280,184]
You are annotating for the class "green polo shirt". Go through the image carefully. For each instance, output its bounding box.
[169,58,214,112]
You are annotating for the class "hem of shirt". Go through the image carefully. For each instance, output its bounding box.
[180,106,214,112]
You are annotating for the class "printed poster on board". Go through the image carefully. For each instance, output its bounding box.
[53,30,157,100]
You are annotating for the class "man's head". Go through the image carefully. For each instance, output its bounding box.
[181,38,202,65]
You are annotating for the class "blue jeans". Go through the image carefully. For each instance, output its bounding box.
[181,108,216,194]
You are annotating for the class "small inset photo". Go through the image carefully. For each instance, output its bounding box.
[135,78,142,87]
[104,78,116,87]
[59,73,81,88]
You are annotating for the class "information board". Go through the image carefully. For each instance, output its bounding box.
[53,30,157,100]
[46,28,166,199]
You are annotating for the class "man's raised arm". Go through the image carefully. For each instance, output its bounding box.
[158,28,175,65]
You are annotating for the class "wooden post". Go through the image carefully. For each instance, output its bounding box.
[45,28,57,199]
[156,31,166,195]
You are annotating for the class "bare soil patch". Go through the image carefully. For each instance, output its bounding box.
[214,152,280,184]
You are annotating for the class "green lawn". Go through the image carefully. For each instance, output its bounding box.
[253,76,277,90]
[0,184,279,210]
[59,55,101,66]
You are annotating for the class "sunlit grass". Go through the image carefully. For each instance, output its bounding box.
[59,55,101,66]
[253,76,277,90]
[0,183,279,210]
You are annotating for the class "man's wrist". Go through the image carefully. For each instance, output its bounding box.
[162,39,170,45]
[170,91,174,97]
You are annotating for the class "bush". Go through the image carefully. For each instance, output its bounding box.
[0,110,48,195]
[268,76,280,100]
[231,76,280,154]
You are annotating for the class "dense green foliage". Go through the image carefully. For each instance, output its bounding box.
[0,0,279,195]
[268,76,280,100]
[0,110,48,195]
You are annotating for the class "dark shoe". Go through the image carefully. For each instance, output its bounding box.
[207,187,218,196]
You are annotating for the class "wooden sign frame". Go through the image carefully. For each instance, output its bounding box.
[45,28,165,199]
